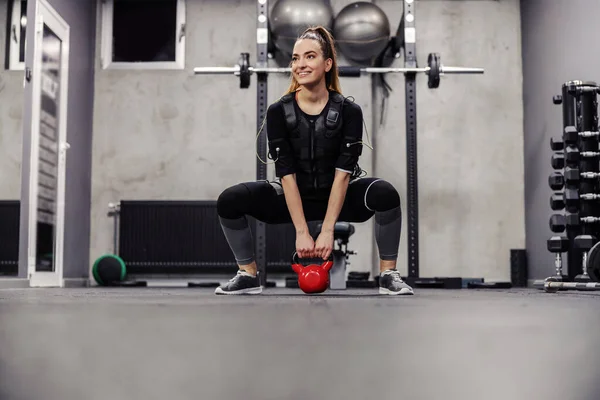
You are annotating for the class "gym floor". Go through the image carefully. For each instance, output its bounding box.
[1,287,599,400]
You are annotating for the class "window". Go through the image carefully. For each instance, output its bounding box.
[7,0,27,70]
[100,0,186,70]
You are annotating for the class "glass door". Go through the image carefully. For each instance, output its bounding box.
[27,0,69,287]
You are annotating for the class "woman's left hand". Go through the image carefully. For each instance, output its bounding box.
[315,230,334,260]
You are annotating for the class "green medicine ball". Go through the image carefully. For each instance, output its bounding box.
[92,254,127,286]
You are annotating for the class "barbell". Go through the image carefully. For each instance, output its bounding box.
[193,52,484,89]
[542,280,600,293]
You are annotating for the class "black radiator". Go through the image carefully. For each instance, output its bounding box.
[118,200,298,275]
[0,201,20,276]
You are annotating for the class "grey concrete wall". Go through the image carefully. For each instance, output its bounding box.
[374,0,525,282]
[19,0,96,279]
[0,0,24,200]
[521,0,600,280]
[90,0,524,282]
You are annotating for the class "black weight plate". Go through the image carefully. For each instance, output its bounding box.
[586,241,600,282]
[427,53,441,89]
[238,52,251,89]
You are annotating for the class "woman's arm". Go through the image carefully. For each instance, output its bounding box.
[266,102,315,257]
[321,170,350,232]
[313,170,350,259]
[267,103,297,179]
[323,102,364,229]
[281,174,316,258]
[280,174,310,235]
[266,102,306,233]
[314,102,363,259]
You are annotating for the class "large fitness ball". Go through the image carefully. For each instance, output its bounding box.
[333,2,391,64]
[269,0,334,57]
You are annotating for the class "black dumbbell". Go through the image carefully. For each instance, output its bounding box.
[548,172,564,190]
[564,126,599,144]
[551,153,565,169]
[564,126,579,144]
[549,214,566,232]
[564,188,600,210]
[550,193,564,210]
[574,234,596,282]
[549,213,577,232]
[564,167,600,185]
[547,236,569,281]
[566,212,600,227]
[550,137,564,151]
[549,212,600,232]
[565,146,600,163]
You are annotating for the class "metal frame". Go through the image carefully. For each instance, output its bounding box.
[252,0,424,283]
[403,0,419,278]
[574,84,600,281]
[255,0,269,286]
[559,82,581,280]
[27,0,70,287]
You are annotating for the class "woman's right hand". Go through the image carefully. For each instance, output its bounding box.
[296,231,316,259]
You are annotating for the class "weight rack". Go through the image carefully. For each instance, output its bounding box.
[543,80,600,290]
[220,0,485,286]
[251,0,431,285]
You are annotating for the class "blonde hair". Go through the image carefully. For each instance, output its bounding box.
[284,26,342,95]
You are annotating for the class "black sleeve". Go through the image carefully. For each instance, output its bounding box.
[266,102,296,178]
[335,101,363,172]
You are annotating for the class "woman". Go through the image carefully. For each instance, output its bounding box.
[215,26,413,296]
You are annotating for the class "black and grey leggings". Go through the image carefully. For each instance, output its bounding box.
[216,177,402,265]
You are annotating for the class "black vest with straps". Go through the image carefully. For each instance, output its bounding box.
[280,91,345,198]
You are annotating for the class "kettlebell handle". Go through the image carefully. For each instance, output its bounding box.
[292,251,299,266]
[291,252,334,268]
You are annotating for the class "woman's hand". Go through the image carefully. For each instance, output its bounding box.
[315,230,334,260]
[296,231,316,259]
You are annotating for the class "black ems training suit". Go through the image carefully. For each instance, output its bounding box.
[217,90,403,264]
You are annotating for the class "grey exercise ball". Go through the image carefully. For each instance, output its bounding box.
[270,0,334,57]
[333,2,391,64]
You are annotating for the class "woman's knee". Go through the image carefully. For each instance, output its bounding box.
[366,179,401,211]
[217,183,251,219]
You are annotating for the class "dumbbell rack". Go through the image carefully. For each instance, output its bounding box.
[545,80,600,290]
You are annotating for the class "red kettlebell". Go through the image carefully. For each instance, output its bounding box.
[291,252,333,294]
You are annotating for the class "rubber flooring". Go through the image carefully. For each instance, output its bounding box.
[0,287,599,400]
